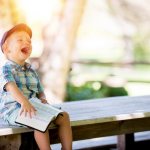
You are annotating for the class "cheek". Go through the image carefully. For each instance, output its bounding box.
[29,47,32,54]
[30,45,32,51]
[9,42,20,51]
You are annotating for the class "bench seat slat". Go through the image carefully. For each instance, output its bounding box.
[1,95,150,135]
[1,95,150,150]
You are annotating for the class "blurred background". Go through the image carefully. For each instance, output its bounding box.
[1,0,150,103]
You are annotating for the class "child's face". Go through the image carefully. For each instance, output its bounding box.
[3,31,32,65]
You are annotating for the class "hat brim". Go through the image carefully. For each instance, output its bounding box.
[1,23,32,52]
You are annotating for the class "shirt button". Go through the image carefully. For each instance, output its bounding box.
[22,67,26,71]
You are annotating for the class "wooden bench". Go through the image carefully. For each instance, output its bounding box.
[1,95,150,150]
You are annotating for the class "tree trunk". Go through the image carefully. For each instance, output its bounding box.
[40,0,86,103]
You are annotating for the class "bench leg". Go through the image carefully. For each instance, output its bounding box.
[0,134,21,150]
[20,132,39,150]
[117,133,134,150]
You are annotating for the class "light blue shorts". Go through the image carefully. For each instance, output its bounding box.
[1,103,23,127]
[6,108,20,126]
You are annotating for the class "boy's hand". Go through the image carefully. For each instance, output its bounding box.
[40,98,48,104]
[20,100,36,118]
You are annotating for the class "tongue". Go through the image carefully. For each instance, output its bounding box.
[21,47,28,54]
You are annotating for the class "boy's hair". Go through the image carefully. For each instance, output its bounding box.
[0,23,32,52]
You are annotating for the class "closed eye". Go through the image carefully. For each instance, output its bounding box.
[17,39,23,42]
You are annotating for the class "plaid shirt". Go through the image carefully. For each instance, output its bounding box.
[0,60,44,117]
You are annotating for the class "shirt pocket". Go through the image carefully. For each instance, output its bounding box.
[26,72,39,93]
[13,71,26,88]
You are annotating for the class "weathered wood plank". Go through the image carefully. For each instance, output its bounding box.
[1,95,150,136]
[1,95,150,150]
[0,134,21,150]
[52,131,150,150]
[49,117,150,143]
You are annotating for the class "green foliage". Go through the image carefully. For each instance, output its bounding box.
[65,81,128,101]
[100,83,128,97]
[133,34,150,62]
[65,81,103,101]
[133,42,147,61]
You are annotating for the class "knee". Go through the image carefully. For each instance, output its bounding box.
[61,111,70,120]
[55,111,70,125]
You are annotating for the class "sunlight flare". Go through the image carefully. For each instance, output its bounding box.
[18,0,60,24]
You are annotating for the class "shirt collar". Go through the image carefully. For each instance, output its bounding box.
[7,60,31,71]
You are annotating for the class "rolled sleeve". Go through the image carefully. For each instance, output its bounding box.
[0,66,16,92]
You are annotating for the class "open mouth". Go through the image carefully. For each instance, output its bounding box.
[21,47,30,54]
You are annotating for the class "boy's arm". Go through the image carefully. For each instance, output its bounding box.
[5,82,36,117]
[37,92,48,104]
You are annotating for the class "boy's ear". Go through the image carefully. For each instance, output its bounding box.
[2,42,8,53]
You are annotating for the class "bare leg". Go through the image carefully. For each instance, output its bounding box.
[34,130,51,150]
[54,112,72,150]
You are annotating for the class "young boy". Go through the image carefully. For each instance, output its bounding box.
[0,23,72,150]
